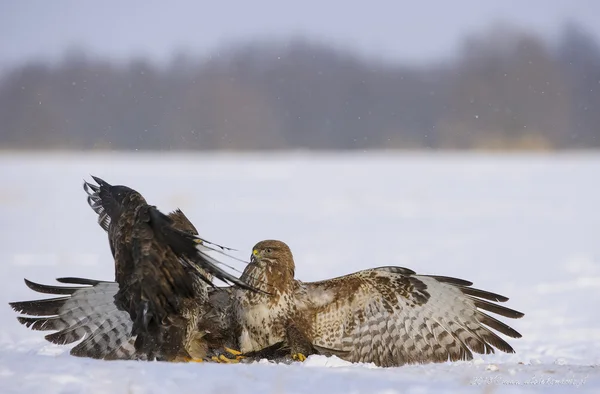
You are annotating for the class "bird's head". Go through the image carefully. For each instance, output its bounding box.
[249,239,296,279]
[108,185,138,205]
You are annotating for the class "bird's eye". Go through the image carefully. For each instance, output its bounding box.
[266,248,272,253]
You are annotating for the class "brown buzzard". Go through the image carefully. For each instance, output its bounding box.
[10,176,256,362]
[233,239,524,367]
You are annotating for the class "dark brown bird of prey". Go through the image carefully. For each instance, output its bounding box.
[10,176,255,362]
[232,239,524,367]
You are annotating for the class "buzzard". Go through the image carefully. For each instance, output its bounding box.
[10,176,256,362]
[233,239,524,367]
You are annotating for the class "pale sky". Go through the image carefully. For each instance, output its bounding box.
[1,0,599,70]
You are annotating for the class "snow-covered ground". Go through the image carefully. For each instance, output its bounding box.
[0,151,598,393]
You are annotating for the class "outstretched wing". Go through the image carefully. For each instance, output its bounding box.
[83,177,255,291]
[9,277,137,360]
[298,266,524,367]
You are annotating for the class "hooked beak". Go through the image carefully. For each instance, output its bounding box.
[90,175,111,188]
[251,249,260,264]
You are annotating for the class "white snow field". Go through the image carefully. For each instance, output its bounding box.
[0,151,598,393]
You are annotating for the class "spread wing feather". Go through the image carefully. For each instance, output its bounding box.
[9,278,136,360]
[85,176,256,292]
[299,266,523,367]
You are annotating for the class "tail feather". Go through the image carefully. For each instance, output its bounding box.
[10,278,136,360]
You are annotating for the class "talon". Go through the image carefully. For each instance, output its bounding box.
[220,354,233,363]
[211,354,241,364]
[220,354,241,363]
[224,347,243,356]
[292,353,307,362]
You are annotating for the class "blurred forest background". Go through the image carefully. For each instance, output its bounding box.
[1,22,599,150]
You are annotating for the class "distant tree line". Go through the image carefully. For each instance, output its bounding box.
[1,23,599,151]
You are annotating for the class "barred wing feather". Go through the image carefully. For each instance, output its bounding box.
[300,267,523,367]
[10,277,137,360]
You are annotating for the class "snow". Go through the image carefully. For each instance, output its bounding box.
[1,151,599,393]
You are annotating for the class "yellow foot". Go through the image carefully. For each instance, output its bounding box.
[292,353,307,362]
[211,354,242,364]
[223,347,243,356]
